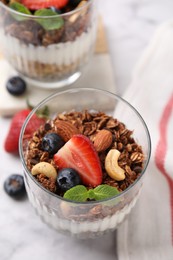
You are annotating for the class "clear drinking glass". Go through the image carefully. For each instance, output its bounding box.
[19,88,151,239]
[0,1,97,88]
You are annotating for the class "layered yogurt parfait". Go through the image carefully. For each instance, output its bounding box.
[0,0,97,88]
[19,88,151,239]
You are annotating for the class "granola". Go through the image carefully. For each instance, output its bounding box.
[25,110,144,195]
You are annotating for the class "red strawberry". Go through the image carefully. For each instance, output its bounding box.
[4,109,45,154]
[54,134,102,187]
[21,0,69,10]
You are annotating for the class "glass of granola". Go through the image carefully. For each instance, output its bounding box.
[0,0,97,88]
[19,88,151,238]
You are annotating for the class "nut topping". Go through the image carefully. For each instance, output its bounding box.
[94,129,113,152]
[55,120,80,142]
[105,149,125,181]
[31,162,57,180]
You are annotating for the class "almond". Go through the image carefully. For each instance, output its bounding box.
[55,120,80,142]
[94,129,113,152]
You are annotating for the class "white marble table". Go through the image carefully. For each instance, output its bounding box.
[1,0,173,259]
[98,0,173,95]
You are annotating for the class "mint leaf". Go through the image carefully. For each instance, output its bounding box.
[92,185,120,201]
[9,2,31,21]
[63,185,89,202]
[34,9,64,30]
[63,184,120,202]
[87,189,95,200]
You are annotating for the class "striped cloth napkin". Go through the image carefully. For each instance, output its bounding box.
[117,21,173,260]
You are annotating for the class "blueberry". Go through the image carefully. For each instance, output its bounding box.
[42,133,64,155]
[57,168,81,192]
[4,174,26,199]
[6,76,27,96]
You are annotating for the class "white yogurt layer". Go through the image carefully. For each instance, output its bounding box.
[1,25,96,67]
[27,185,140,239]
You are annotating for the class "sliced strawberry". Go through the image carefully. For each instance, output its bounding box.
[4,109,45,154]
[54,134,102,187]
[21,0,69,10]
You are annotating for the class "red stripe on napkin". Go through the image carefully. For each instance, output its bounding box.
[155,94,173,244]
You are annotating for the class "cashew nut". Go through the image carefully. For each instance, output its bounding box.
[105,149,125,181]
[31,162,57,180]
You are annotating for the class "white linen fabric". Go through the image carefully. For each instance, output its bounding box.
[117,21,173,260]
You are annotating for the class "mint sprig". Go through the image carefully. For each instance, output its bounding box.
[34,9,64,30]
[9,2,31,21]
[63,185,120,202]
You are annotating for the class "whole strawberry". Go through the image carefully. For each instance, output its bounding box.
[4,109,45,154]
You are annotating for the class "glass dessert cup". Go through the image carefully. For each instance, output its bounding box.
[19,88,151,239]
[0,1,97,89]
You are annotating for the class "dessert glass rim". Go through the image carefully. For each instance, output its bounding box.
[0,0,93,19]
[19,87,151,205]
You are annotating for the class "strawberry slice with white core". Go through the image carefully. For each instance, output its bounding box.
[54,135,102,187]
